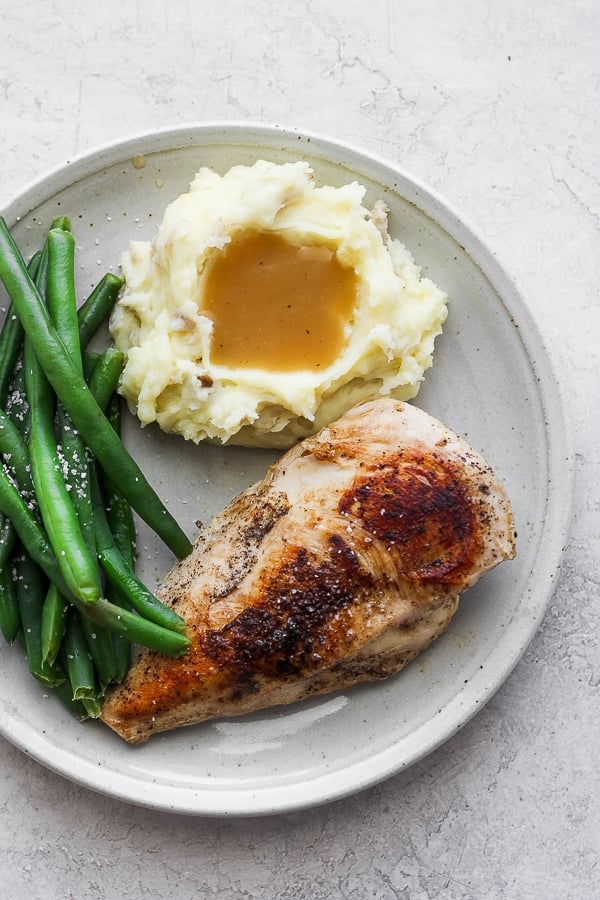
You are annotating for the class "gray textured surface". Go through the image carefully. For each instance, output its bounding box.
[1,1,598,897]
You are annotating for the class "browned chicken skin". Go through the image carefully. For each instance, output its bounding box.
[101,398,515,743]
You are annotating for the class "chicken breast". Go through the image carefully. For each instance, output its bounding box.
[101,398,515,743]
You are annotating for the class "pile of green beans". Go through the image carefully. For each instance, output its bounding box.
[0,215,192,720]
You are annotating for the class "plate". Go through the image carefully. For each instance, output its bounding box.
[0,123,573,816]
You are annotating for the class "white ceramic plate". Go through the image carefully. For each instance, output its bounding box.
[0,123,573,816]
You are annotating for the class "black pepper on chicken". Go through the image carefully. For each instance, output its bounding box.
[101,398,515,743]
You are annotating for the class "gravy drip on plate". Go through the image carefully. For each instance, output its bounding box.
[202,230,358,371]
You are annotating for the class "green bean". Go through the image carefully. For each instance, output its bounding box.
[0,516,16,569]
[0,564,19,644]
[24,334,103,606]
[101,395,134,680]
[28,250,42,273]
[0,308,24,403]
[62,611,107,714]
[43,229,121,682]
[59,400,119,699]
[97,542,186,632]
[49,215,71,233]
[2,254,33,438]
[15,552,64,686]
[51,679,90,722]
[46,226,79,354]
[54,407,119,687]
[77,272,123,349]
[28,231,99,605]
[57,407,96,552]
[0,251,40,459]
[0,220,190,666]
[0,462,188,654]
[30,228,90,665]
[105,390,123,437]
[91,391,132,550]
[86,347,125,412]
[90,469,186,634]
[0,401,18,611]
[48,249,121,688]
[4,240,60,440]
[81,695,103,719]
[0,516,13,569]
[0,463,69,591]
[105,494,136,568]
[0,251,36,399]
[5,355,30,438]
[82,596,189,656]
[56,405,119,687]
[0,254,37,644]
[51,233,94,551]
[79,613,118,693]
[0,408,35,500]
[0,217,191,560]
[63,609,96,701]
[47,226,76,322]
[103,394,136,564]
[44,230,91,523]
[39,457,119,688]
[108,603,131,684]
[40,583,69,667]
[82,350,100,381]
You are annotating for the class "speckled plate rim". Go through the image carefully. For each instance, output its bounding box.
[0,122,575,816]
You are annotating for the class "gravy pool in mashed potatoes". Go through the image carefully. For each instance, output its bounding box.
[109,159,448,448]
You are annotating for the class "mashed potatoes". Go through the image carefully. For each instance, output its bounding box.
[110,159,448,448]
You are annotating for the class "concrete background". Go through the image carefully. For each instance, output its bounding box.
[1,1,598,897]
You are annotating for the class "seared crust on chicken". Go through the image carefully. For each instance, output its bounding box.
[101,398,515,743]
